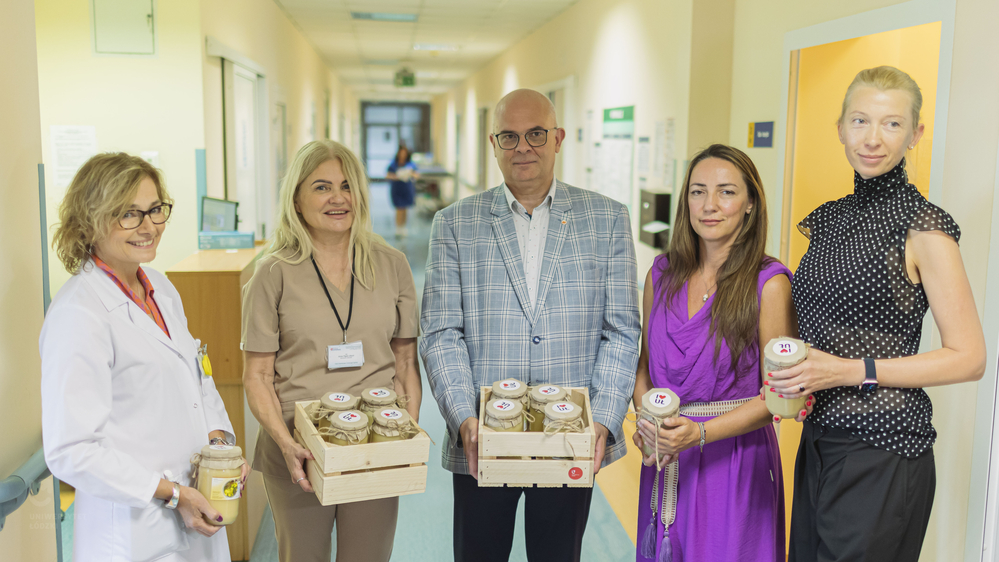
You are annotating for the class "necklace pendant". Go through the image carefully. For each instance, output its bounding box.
[702,293,709,302]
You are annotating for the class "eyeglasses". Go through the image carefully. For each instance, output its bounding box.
[493,128,558,150]
[119,204,173,229]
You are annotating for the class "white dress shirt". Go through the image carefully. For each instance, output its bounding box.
[503,177,557,310]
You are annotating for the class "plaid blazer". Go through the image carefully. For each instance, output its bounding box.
[420,181,640,475]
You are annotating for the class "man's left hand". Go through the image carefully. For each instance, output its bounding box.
[593,422,609,475]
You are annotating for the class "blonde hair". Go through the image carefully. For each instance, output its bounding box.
[52,153,171,274]
[839,66,923,127]
[266,140,383,289]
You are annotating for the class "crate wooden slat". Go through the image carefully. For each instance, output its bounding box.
[477,387,596,488]
[293,400,430,505]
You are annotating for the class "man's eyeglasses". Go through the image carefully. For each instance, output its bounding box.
[119,204,173,229]
[493,128,559,150]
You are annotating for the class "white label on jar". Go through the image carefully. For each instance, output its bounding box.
[552,402,575,413]
[368,389,391,398]
[380,409,403,419]
[493,400,515,411]
[210,477,241,500]
[500,380,521,390]
[338,411,362,423]
[652,393,672,408]
[772,340,799,356]
[539,386,559,395]
[328,393,351,403]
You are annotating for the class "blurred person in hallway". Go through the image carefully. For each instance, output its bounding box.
[420,88,641,562]
[41,153,247,561]
[632,144,801,562]
[242,139,421,562]
[769,66,986,562]
[386,143,419,238]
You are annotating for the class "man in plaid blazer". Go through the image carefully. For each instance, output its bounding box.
[420,89,640,562]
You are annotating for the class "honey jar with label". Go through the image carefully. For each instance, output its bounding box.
[370,408,419,443]
[315,392,359,434]
[483,398,525,432]
[527,385,567,432]
[323,410,369,446]
[764,337,808,420]
[638,388,681,457]
[191,444,244,525]
[360,387,398,427]
[491,379,529,410]
[543,401,585,434]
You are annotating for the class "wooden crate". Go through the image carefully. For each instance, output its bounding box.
[477,387,596,488]
[293,401,430,505]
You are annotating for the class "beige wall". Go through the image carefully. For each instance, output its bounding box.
[35,0,206,296]
[200,0,360,203]
[0,0,57,559]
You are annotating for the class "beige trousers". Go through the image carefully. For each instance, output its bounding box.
[262,473,398,562]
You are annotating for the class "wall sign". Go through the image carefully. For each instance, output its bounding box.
[748,121,774,148]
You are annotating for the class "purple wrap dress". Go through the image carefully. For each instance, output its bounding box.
[636,255,789,562]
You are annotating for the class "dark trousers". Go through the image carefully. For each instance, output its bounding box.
[452,473,594,562]
[789,421,935,562]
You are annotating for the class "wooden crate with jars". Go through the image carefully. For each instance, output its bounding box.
[476,381,596,488]
[293,389,430,506]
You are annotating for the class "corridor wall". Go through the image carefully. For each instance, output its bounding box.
[0,0,56,559]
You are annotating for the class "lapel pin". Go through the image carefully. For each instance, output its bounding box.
[561,220,567,225]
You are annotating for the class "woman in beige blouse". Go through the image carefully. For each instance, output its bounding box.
[241,140,421,562]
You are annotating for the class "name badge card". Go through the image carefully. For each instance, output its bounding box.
[328,341,364,369]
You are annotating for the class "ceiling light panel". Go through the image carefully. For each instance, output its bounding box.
[350,12,418,22]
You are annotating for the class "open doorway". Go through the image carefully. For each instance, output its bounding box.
[777,20,942,547]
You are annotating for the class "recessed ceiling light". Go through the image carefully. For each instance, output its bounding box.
[351,12,417,22]
[413,43,459,51]
[364,59,400,66]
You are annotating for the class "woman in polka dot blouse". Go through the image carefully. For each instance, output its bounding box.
[769,66,986,561]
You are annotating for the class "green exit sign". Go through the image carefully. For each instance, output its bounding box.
[394,68,415,87]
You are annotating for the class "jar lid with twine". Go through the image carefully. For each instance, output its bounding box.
[322,410,369,444]
[321,392,359,411]
[361,387,397,407]
[543,401,585,435]
[190,444,244,479]
[763,337,808,368]
[529,384,567,409]
[491,379,528,401]
[372,408,419,439]
[484,398,524,430]
[640,388,680,419]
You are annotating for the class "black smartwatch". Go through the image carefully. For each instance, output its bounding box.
[860,358,878,393]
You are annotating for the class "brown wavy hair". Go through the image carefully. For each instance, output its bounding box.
[661,144,774,369]
[52,153,171,274]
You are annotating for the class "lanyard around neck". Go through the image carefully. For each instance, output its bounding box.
[312,251,354,344]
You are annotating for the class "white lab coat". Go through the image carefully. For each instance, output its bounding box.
[41,261,235,562]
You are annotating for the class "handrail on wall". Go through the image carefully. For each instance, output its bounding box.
[0,447,51,531]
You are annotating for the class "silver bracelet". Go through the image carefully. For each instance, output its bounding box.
[209,436,232,446]
[698,422,706,452]
[164,483,180,510]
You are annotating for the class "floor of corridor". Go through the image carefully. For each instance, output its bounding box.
[61,182,636,562]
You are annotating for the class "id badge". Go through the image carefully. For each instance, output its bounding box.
[195,340,212,377]
[328,341,365,370]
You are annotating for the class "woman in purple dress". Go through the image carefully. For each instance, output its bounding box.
[633,144,806,562]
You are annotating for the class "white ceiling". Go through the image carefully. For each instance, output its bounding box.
[274,0,580,100]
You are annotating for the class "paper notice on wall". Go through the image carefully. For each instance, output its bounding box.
[637,137,650,175]
[653,121,666,179]
[663,118,676,190]
[50,126,98,189]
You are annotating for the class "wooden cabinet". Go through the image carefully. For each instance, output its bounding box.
[167,248,263,561]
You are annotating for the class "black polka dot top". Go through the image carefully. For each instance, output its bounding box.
[791,159,960,458]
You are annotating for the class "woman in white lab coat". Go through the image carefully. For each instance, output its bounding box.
[40,153,249,562]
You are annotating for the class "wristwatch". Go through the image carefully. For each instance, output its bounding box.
[164,483,180,510]
[860,358,878,393]
[209,436,232,446]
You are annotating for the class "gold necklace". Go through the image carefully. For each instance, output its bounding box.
[699,270,716,302]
